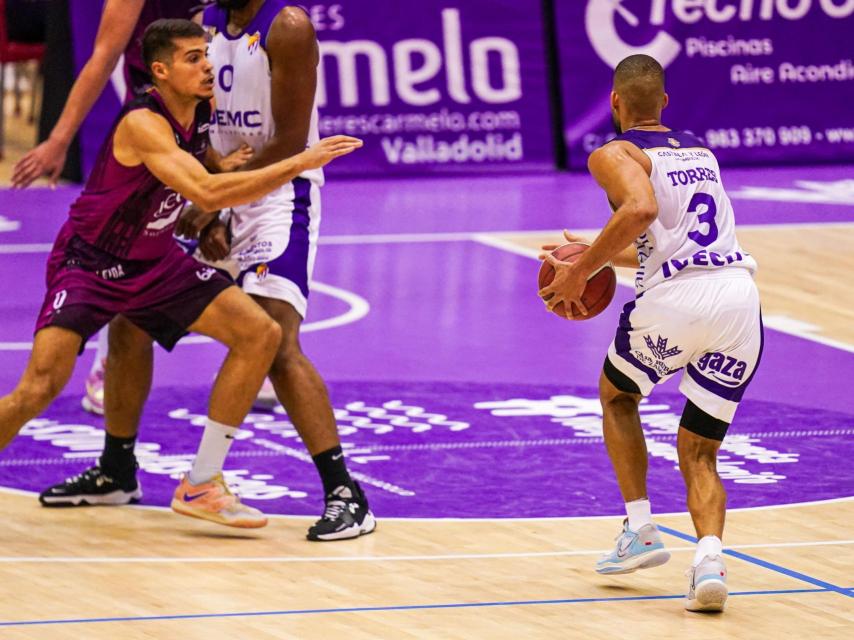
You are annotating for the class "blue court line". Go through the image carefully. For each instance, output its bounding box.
[0,587,839,628]
[657,525,853,598]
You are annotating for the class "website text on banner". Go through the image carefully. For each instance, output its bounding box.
[556,0,854,169]
[70,1,555,178]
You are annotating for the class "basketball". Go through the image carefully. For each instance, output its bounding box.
[538,242,617,320]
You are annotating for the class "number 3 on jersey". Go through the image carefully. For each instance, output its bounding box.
[687,193,718,247]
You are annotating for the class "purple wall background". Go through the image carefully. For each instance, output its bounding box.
[70,1,854,177]
[69,2,123,178]
[557,0,854,169]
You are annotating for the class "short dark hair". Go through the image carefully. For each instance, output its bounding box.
[142,19,206,72]
[613,54,665,116]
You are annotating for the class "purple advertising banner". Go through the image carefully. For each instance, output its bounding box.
[556,0,854,168]
[70,1,555,177]
[313,1,554,175]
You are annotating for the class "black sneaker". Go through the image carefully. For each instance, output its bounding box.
[39,465,142,507]
[307,481,376,541]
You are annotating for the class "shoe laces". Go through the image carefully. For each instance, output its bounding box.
[321,499,347,521]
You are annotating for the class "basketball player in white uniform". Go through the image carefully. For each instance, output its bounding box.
[182,0,375,541]
[539,55,762,612]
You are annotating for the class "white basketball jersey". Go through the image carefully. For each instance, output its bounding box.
[613,130,756,294]
[202,1,323,185]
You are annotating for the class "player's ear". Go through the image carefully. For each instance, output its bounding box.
[610,91,619,112]
[662,92,669,110]
[150,60,169,84]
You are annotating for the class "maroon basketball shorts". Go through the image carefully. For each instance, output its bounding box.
[36,233,233,353]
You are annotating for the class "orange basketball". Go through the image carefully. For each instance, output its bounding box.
[537,242,617,320]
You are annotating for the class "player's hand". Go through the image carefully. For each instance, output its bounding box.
[176,205,219,240]
[538,229,592,260]
[538,253,589,318]
[218,143,254,172]
[11,138,69,189]
[298,136,363,170]
[198,219,230,262]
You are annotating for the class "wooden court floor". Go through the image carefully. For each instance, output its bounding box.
[0,491,851,638]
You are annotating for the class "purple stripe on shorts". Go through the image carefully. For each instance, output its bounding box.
[686,312,764,403]
[614,299,661,384]
[265,178,312,298]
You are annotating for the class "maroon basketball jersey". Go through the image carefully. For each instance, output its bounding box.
[67,90,211,260]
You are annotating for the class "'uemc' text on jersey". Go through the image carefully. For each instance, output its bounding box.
[613,130,757,294]
[68,91,210,260]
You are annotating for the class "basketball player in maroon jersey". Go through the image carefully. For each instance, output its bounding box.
[12,1,247,418]
[0,19,361,527]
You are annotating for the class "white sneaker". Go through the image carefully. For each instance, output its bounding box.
[81,359,106,415]
[686,554,728,612]
[253,377,278,409]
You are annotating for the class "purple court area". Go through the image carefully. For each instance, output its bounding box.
[1,165,853,518]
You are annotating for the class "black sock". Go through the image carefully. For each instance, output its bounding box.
[312,445,352,496]
[99,433,137,479]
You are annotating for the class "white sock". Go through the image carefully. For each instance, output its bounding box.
[625,498,652,531]
[188,418,238,485]
[694,535,723,565]
[92,328,109,373]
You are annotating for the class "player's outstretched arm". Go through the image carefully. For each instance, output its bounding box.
[115,110,361,212]
[11,0,145,188]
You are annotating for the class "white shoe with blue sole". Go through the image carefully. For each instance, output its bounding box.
[596,519,671,575]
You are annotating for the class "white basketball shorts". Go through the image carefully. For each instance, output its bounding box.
[197,177,321,319]
[606,271,763,424]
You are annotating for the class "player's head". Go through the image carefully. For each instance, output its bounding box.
[142,19,213,101]
[611,54,668,134]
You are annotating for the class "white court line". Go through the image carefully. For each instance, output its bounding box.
[2,221,852,254]
[0,539,851,564]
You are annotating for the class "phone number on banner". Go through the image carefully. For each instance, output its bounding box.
[704,125,852,149]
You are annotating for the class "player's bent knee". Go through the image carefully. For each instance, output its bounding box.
[17,373,62,412]
[680,400,729,441]
[600,358,642,399]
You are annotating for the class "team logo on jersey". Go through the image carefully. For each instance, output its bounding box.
[196,267,218,281]
[644,335,683,360]
[247,32,261,54]
[668,137,681,148]
[255,264,269,282]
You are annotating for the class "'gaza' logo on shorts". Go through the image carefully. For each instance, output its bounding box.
[696,352,748,384]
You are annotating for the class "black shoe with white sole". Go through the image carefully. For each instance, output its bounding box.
[307,481,376,541]
[39,465,142,507]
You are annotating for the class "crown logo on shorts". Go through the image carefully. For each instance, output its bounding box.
[644,335,683,360]
[668,137,681,148]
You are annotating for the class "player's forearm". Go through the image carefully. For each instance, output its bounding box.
[49,51,121,146]
[575,205,655,275]
[197,155,306,211]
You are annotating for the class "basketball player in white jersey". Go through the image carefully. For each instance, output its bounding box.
[539,55,762,612]
[40,1,375,542]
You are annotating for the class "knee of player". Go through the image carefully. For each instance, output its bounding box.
[17,372,61,408]
[256,317,282,353]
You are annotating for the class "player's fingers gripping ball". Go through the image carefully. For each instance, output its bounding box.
[537,243,617,320]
